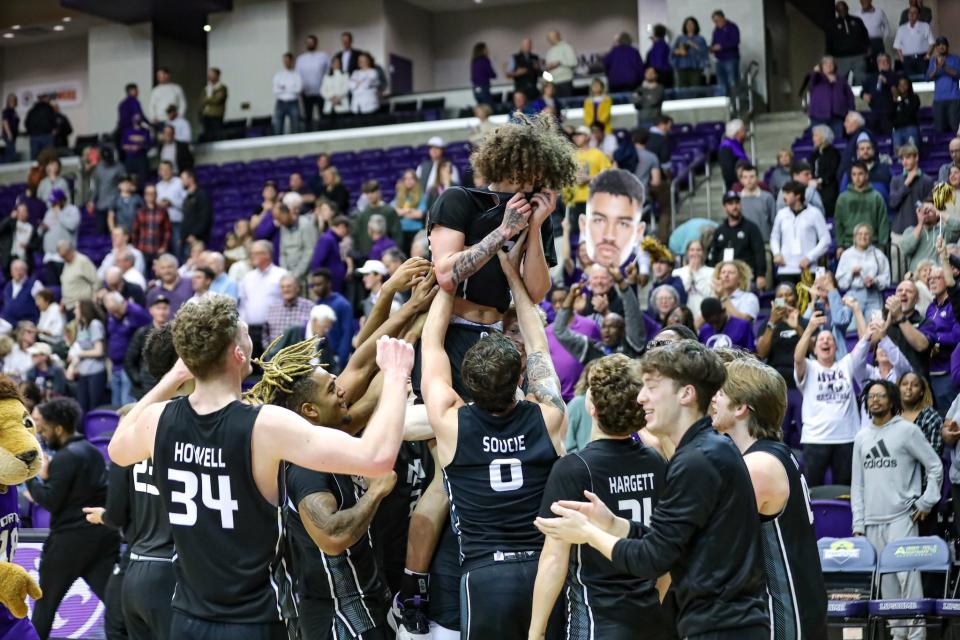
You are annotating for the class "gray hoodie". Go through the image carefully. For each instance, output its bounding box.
[851,414,943,533]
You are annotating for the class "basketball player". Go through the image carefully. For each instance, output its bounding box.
[420,240,565,639]
[711,357,828,640]
[529,354,671,640]
[536,341,770,640]
[83,324,181,640]
[108,294,415,639]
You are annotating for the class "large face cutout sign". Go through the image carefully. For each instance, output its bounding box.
[579,191,645,268]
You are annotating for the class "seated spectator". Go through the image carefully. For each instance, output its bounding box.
[145,253,193,314]
[768,149,794,195]
[806,57,855,139]
[757,283,806,385]
[131,184,171,267]
[632,68,665,126]
[2,259,40,325]
[366,214,397,262]
[604,32,644,93]
[649,284,682,327]
[670,17,709,88]
[737,165,776,241]
[177,239,206,278]
[770,181,832,285]
[793,306,860,486]
[706,191,766,289]
[0,201,38,279]
[583,78,613,134]
[321,57,350,116]
[861,53,897,135]
[349,52,380,114]
[718,119,749,190]
[673,239,714,320]
[803,270,854,358]
[836,223,891,320]
[922,265,960,413]
[393,170,425,251]
[107,175,144,233]
[310,215,350,293]
[835,161,890,253]
[890,144,934,234]
[34,289,64,347]
[698,296,756,350]
[264,275,314,348]
[838,140,892,204]
[809,124,841,217]
[711,259,760,321]
[352,180,402,260]
[839,110,875,180]
[892,75,921,150]
[897,199,960,273]
[98,226,146,282]
[776,161,825,214]
[25,342,67,397]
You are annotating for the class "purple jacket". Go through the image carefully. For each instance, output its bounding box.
[646,40,671,73]
[310,229,347,292]
[718,136,749,162]
[368,236,397,262]
[547,314,602,401]
[603,45,644,89]
[711,21,741,61]
[471,56,497,88]
[117,96,146,132]
[107,302,151,368]
[922,295,960,374]
[253,212,278,245]
[698,315,755,351]
[807,72,855,120]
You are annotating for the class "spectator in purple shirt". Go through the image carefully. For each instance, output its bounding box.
[646,24,674,88]
[309,215,350,292]
[603,32,645,93]
[103,291,150,406]
[710,10,741,96]
[366,214,397,262]
[121,114,152,188]
[806,56,856,140]
[471,42,497,107]
[117,83,146,134]
[698,296,756,350]
[144,253,194,315]
[922,266,960,413]
[310,268,354,370]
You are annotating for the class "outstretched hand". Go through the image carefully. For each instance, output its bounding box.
[375,336,415,377]
[406,270,439,313]
[498,229,528,279]
[530,189,558,228]
[385,257,432,294]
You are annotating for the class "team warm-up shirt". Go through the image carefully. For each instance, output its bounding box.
[796,355,861,444]
[428,187,557,313]
[154,397,287,623]
[286,464,384,636]
[611,417,768,638]
[538,438,671,636]
[443,400,558,568]
[747,439,828,640]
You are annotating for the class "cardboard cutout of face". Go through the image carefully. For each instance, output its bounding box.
[579,191,645,268]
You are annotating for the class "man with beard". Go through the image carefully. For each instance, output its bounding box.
[578,169,646,269]
[706,191,767,289]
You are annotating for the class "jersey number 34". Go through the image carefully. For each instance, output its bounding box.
[167,469,240,529]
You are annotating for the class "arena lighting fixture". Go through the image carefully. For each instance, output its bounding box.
[11,25,20,30]
[542,71,554,82]
[203,24,212,32]
[52,25,65,31]
[62,17,72,22]
[2,33,13,39]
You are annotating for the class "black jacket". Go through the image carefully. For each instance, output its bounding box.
[124,324,154,399]
[810,144,841,217]
[611,417,768,637]
[645,130,673,166]
[0,216,39,275]
[838,126,875,181]
[181,188,212,242]
[27,434,109,532]
[827,15,869,58]
[25,102,57,136]
[706,217,766,278]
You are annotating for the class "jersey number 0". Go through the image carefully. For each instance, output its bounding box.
[167,469,240,529]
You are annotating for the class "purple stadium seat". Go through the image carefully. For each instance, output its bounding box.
[31,503,51,529]
[812,499,853,539]
[89,436,111,463]
[82,409,120,440]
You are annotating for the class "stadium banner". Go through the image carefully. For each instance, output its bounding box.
[15,81,84,110]
[15,537,105,639]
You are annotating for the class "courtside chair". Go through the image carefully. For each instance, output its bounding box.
[818,536,877,638]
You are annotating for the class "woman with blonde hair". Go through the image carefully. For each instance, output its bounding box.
[393,169,425,252]
[672,239,714,319]
[711,259,759,321]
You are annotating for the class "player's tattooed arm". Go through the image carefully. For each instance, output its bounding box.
[526,352,566,413]
[449,226,510,288]
[299,473,397,555]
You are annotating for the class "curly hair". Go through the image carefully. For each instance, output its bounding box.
[144,323,178,381]
[462,333,522,413]
[38,397,81,433]
[172,295,241,380]
[244,337,320,407]
[713,259,754,292]
[470,112,578,191]
[587,354,644,436]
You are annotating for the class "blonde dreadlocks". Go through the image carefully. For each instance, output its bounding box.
[934,181,954,211]
[243,336,322,406]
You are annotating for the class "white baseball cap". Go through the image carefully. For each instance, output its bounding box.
[357,260,388,276]
[427,136,445,148]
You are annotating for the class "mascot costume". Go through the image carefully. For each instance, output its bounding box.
[0,377,43,639]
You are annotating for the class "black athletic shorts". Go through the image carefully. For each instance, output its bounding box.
[412,322,500,401]
[122,559,176,640]
[428,523,461,631]
[297,597,388,640]
[169,611,288,640]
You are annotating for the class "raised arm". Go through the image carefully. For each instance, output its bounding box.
[432,193,531,293]
[795,311,827,385]
[612,265,646,355]
[520,190,558,303]
[298,472,397,556]
[420,289,463,460]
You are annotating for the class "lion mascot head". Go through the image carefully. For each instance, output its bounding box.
[0,377,43,624]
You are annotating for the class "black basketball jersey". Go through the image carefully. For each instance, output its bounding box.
[442,400,558,568]
[153,397,285,623]
[285,464,384,636]
[539,438,671,633]
[128,458,175,560]
[746,439,828,640]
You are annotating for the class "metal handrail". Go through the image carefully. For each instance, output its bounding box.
[669,151,712,231]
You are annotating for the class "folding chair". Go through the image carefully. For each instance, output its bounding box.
[818,537,877,638]
[869,536,951,639]
[813,499,854,539]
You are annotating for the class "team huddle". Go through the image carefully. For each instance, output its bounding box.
[15,116,830,640]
